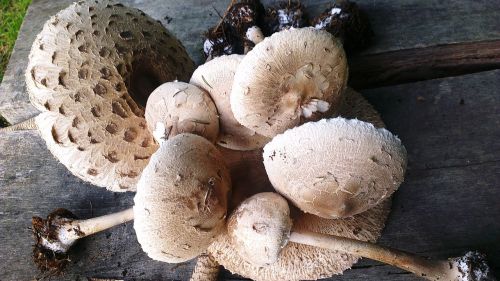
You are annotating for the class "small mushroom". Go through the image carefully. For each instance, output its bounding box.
[231,28,348,137]
[190,55,270,150]
[145,82,219,144]
[228,193,495,281]
[263,117,407,218]
[25,0,195,191]
[263,1,308,34]
[134,133,231,263]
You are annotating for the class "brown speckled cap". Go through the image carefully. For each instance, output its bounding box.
[26,0,194,191]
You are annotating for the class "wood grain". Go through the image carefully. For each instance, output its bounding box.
[350,39,500,89]
[1,69,499,280]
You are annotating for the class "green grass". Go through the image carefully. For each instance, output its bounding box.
[0,0,31,127]
[0,0,31,83]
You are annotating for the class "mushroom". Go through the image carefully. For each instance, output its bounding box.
[190,55,270,150]
[145,82,219,144]
[228,192,495,281]
[25,0,195,191]
[32,133,231,273]
[263,1,308,34]
[134,133,231,263]
[263,117,407,218]
[230,27,348,137]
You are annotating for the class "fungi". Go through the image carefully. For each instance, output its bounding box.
[230,28,348,137]
[263,117,407,218]
[145,82,219,144]
[190,55,270,150]
[25,0,195,191]
[134,133,231,263]
[228,193,494,281]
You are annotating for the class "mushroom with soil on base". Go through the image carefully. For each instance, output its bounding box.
[145,81,219,144]
[263,117,407,219]
[32,133,231,275]
[25,0,195,192]
[190,55,270,150]
[230,27,348,138]
[228,192,496,281]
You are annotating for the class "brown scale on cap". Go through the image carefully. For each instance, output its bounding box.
[145,82,219,144]
[133,134,231,263]
[231,28,348,138]
[25,0,195,191]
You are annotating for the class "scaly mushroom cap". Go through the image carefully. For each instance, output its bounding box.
[190,55,270,150]
[209,91,391,281]
[133,133,231,263]
[264,117,407,218]
[230,27,348,137]
[145,82,219,144]
[336,87,385,128]
[228,192,292,267]
[26,0,194,191]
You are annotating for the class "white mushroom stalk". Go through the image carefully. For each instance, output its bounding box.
[290,231,494,281]
[229,193,495,281]
[33,208,133,254]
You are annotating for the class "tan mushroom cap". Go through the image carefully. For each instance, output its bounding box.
[263,117,407,219]
[190,55,270,150]
[145,82,219,144]
[133,133,231,263]
[231,27,348,138]
[209,92,392,281]
[228,192,292,267]
[26,0,194,191]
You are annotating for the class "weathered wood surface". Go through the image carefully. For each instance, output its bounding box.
[2,0,500,124]
[1,69,499,280]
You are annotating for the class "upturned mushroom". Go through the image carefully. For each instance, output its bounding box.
[25,0,195,191]
[231,27,348,137]
[263,117,407,218]
[228,192,495,281]
[145,82,219,144]
[32,133,231,273]
[190,55,270,150]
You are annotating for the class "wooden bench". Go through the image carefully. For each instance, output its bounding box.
[1,0,499,280]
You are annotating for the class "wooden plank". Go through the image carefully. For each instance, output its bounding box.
[350,39,500,89]
[1,69,499,280]
[2,0,500,124]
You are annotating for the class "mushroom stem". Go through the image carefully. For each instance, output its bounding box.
[33,208,133,253]
[189,254,220,281]
[0,117,37,132]
[290,230,494,281]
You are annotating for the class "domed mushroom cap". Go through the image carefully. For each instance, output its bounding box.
[263,117,407,218]
[190,55,270,150]
[336,87,385,128]
[145,82,219,144]
[26,0,194,191]
[133,133,231,263]
[228,192,292,266]
[231,27,348,138]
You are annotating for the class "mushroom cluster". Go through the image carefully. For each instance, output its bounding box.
[28,1,494,281]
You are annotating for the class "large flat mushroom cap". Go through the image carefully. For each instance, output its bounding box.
[134,133,231,263]
[26,0,195,191]
[145,82,219,144]
[210,90,392,280]
[264,117,407,218]
[190,55,270,150]
[230,27,348,138]
[210,200,391,281]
